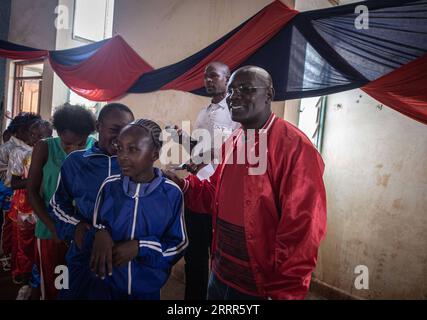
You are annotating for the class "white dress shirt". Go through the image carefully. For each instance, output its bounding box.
[192,98,239,167]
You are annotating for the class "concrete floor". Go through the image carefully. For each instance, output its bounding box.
[161,258,326,300]
[161,272,326,300]
[1,258,325,300]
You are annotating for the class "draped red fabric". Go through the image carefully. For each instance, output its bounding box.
[161,0,298,91]
[0,49,48,60]
[362,53,427,125]
[48,35,153,101]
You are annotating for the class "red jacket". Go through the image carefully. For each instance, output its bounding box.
[183,113,327,299]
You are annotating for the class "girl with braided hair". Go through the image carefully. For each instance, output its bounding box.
[88,119,187,299]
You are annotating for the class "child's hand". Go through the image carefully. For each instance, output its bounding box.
[74,222,91,250]
[112,240,138,267]
[90,229,113,279]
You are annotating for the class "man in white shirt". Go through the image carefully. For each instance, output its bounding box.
[171,62,237,300]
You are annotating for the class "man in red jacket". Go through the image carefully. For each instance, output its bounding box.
[165,65,327,300]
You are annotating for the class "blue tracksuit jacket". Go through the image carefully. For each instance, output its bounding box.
[49,144,120,298]
[89,169,187,299]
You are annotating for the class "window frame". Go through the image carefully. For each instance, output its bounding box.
[12,59,44,117]
[72,0,113,43]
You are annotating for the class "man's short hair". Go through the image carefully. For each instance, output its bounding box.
[98,103,134,123]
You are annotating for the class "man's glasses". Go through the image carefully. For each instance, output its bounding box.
[227,85,269,96]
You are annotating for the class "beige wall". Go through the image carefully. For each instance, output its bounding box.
[8,0,57,50]
[315,90,427,299]
[113,0,293,128]
[294,0,427,299]
[52,0,90,112]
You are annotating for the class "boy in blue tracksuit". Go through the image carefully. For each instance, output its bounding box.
[89,119,187,299]
[48,103,134,299]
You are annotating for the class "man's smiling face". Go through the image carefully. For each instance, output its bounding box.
[226,69,273,128]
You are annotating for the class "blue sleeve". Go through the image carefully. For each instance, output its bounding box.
[49,164,84,241]
[136,190,188,270]
[92,181,114,234]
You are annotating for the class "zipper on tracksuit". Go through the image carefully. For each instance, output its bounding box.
[128,183,141,295]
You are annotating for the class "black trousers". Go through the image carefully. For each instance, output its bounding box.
[184,208,212,300]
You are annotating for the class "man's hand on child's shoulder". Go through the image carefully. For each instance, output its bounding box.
[162,169,185,189]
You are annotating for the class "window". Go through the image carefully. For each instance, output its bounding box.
[68,90,104,118]
[73,0,114,42]
[12,60,44,117]
[298,96,327,152]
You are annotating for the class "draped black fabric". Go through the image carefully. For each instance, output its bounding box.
[284,0,427,99]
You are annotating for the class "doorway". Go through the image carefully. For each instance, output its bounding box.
[12,60,44,117]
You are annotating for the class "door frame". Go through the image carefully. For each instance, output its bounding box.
[12,59,44,117]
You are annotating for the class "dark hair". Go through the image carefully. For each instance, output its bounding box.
[2,128,11,143]
[7,112,41,134]
[39,120,53,131]
[98,103,134,123]
[128,119,162,150]
[206,61,231,77]
[30,119,53,133]
[52,103,96,136]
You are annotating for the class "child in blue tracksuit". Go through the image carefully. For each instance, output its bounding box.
[48,103,135,299]
[89,119,187,300]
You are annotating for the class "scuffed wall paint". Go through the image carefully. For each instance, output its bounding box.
[294,0,427,300]
[315,89,427,299]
